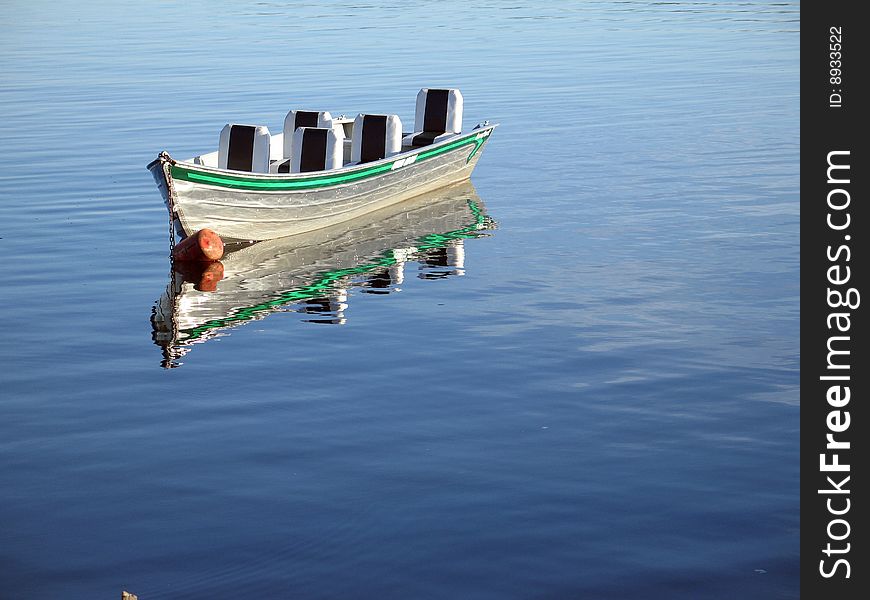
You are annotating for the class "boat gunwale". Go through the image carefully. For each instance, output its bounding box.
[151,124,497,191]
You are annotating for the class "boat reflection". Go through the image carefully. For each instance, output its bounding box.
[150,181,496,368]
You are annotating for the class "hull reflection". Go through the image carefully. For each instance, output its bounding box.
[151,181,496,368]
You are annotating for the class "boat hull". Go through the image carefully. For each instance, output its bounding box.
[150,181,496,366]
[149,125,495,241]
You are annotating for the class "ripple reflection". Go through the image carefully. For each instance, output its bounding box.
[151,182,496,368]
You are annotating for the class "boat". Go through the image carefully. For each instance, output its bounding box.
[151,181,496,368]
[147,88,497,242]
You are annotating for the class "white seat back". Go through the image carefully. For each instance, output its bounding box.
[290,127,343,173]
[414,88,463,135]
[351,114,402,164]
[218,124,271,173]
[283,110,342,158]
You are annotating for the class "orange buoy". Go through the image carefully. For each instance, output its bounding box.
[172,228,224,262]
[194,261,224,292]
[174,260,225,292]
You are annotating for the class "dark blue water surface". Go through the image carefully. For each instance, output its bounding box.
[1,2,799,598]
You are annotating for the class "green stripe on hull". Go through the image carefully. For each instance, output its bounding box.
[170,131,489,191]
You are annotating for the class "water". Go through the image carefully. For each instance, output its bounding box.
[1,2,799,598]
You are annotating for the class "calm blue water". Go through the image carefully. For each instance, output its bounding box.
[1,2,799,598]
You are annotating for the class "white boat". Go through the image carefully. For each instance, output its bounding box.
[150,181,496,367]
[148,88,496,242]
